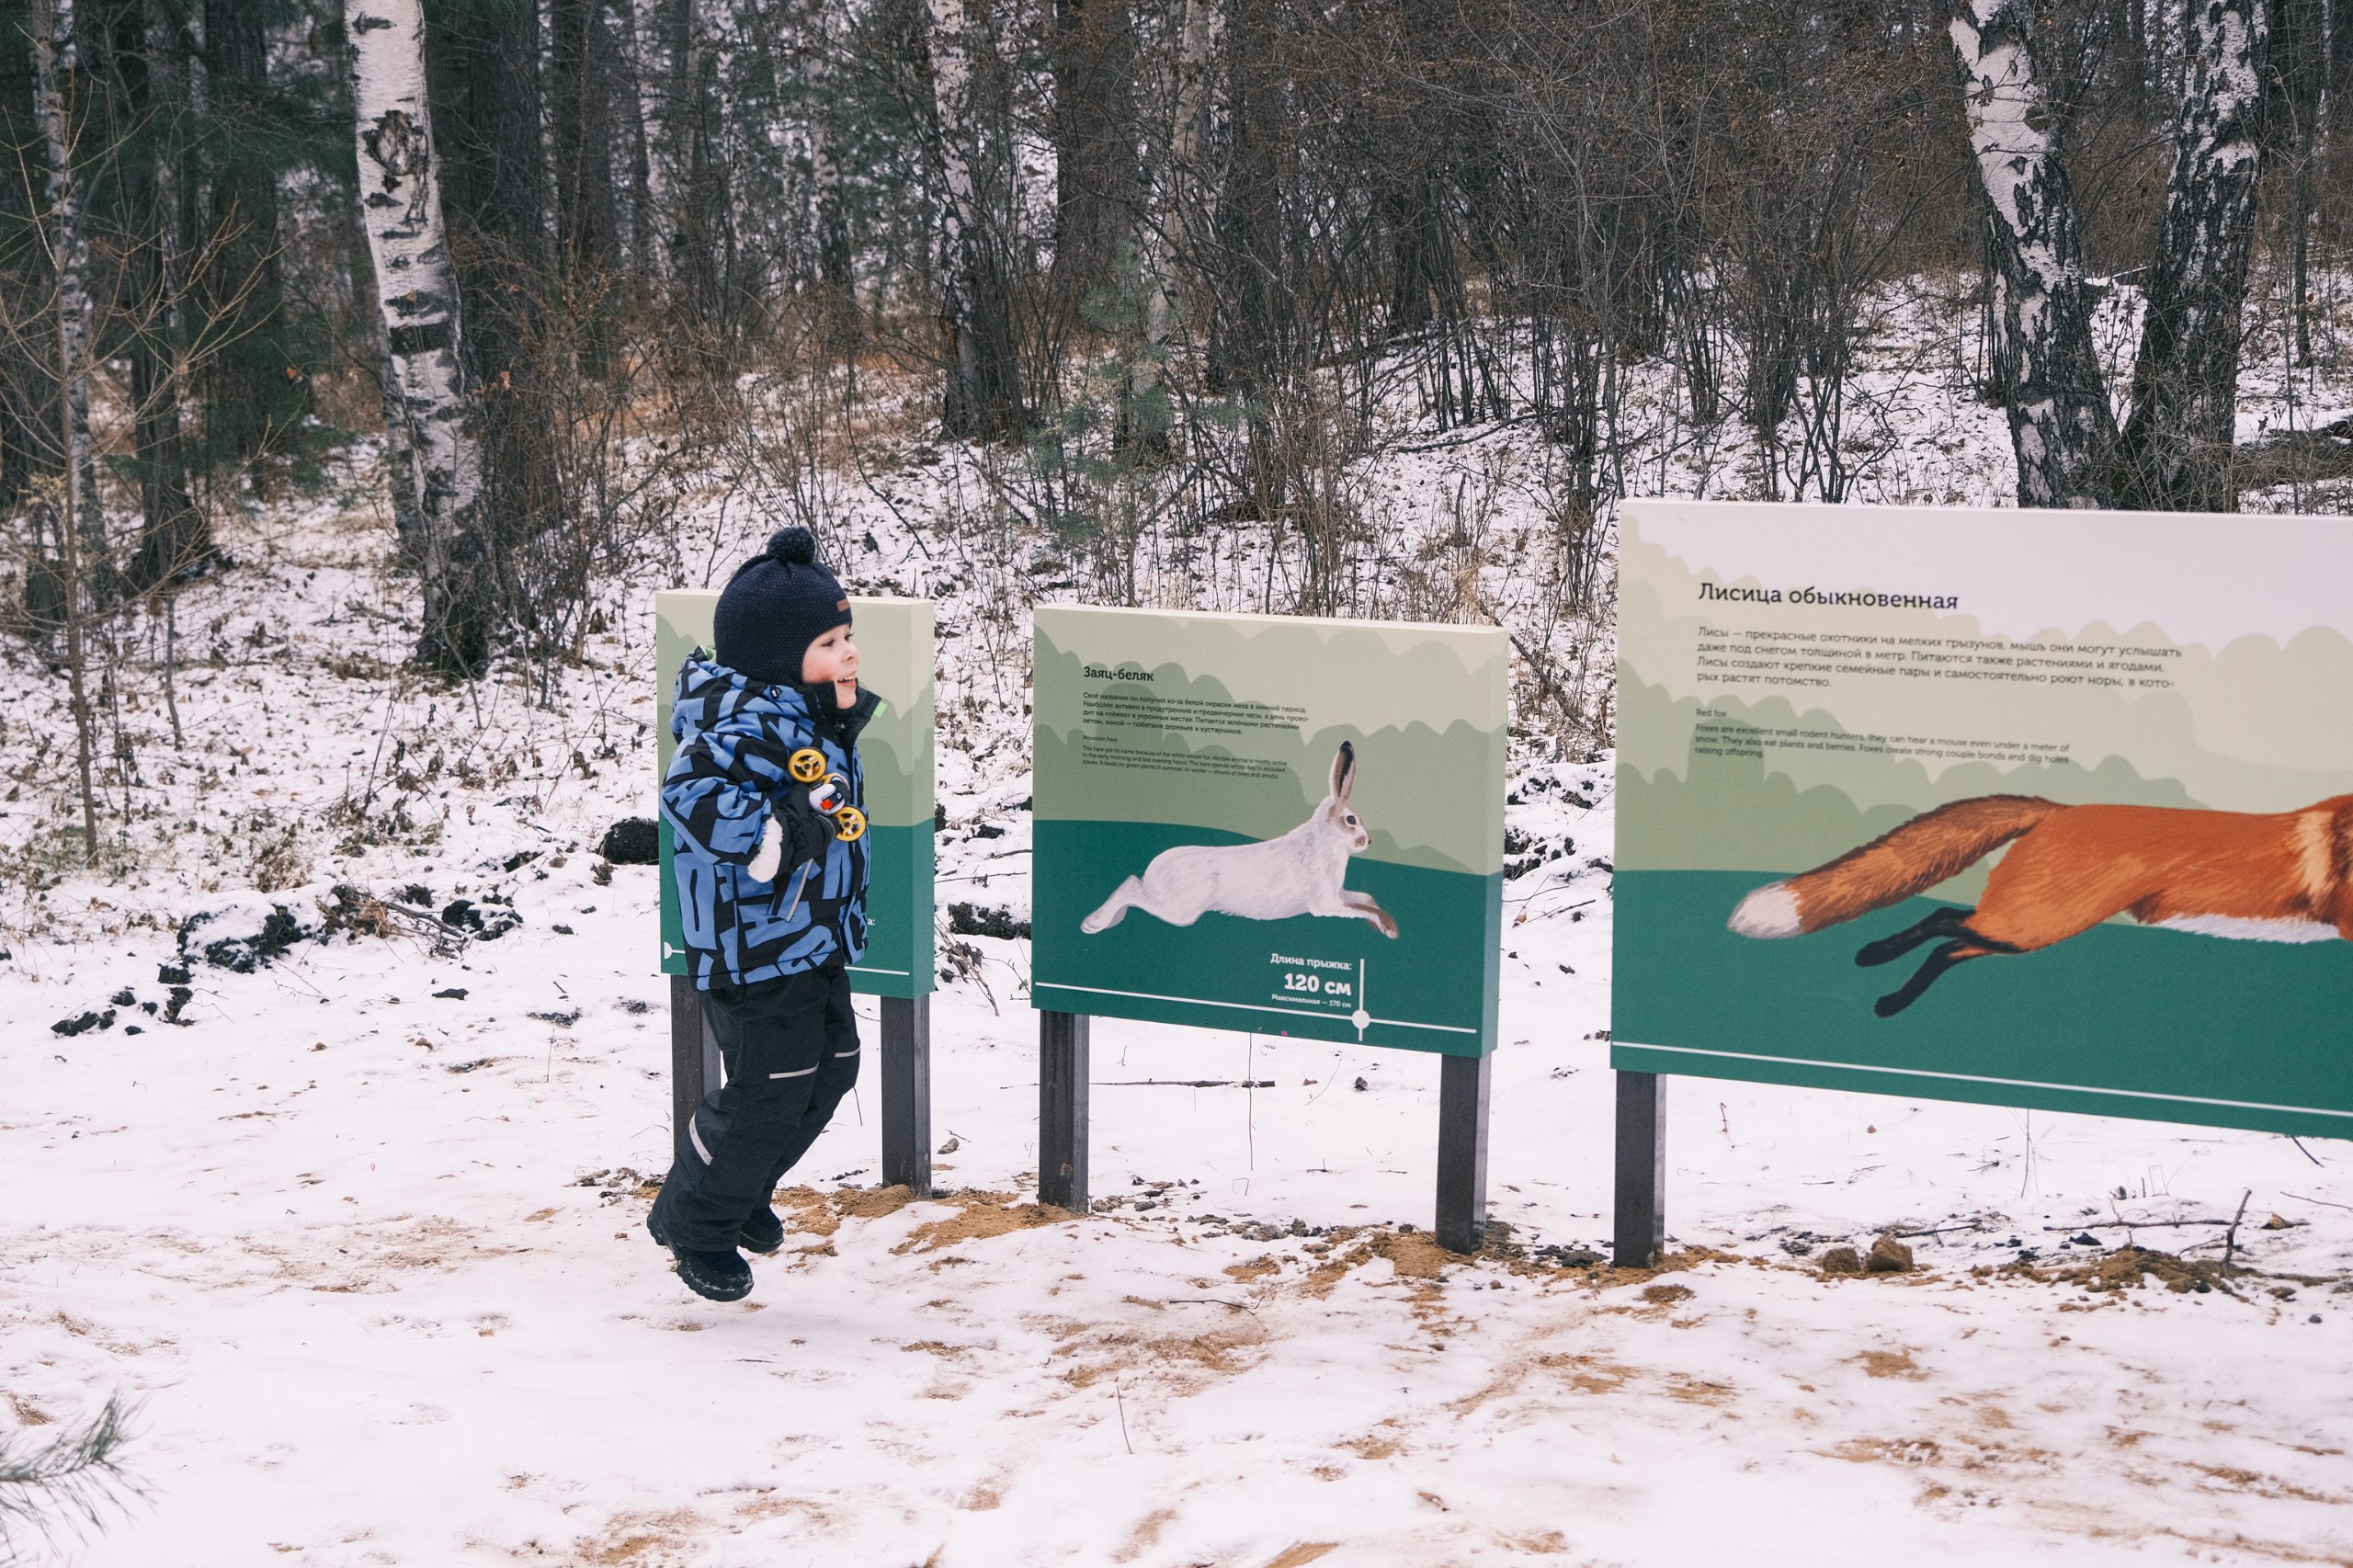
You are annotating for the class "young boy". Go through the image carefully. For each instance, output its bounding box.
[648,526,876,1301]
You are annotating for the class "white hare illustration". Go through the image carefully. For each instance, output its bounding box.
[1080,741,1399,937]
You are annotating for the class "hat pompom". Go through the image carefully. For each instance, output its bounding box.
[767,527,818,566]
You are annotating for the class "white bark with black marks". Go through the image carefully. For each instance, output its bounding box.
[28,0,104,853]
[2118,0,2267,510]
[1949,0,2117,507]
[809,0,850,301]
[1138,0,1220,387]
[926,0,989,430]
[347,0,483,667]
[28,0,104,561]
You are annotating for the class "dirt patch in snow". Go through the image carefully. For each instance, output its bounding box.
[1448,1351,1641,1418]
[892,1192,1074,1254]
[1999,1244,2241,1297]
[1298,1225,1463,1295]
[1856,1348,1927,1381]
[569,1506,706,1563]
[770,1182,920,1238]
[1264,1546,1341,1568]
[1055,1317,1270,1392]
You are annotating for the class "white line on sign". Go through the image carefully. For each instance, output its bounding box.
[1620,1043,2353,1120]
[1035,982,1477,1036]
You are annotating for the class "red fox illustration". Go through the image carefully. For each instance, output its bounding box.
[1729,794,2353,1017]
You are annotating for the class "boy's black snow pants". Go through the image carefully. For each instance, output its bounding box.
[651,962,860,1254]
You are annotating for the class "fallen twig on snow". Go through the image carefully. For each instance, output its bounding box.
[2040,1217,2236,1232]
[1098,1079,1276,1089]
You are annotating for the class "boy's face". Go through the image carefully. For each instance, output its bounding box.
[801,623,858,704]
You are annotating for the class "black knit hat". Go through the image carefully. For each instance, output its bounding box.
[713,528,852,687]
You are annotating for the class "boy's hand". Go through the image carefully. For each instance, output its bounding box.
[778,788,834,871]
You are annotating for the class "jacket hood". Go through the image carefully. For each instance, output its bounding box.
[671,652,815,746]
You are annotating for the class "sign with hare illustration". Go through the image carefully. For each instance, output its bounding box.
[1033,605,1506,1055]
[654,591,935,999]
[1614,499,2353,1139]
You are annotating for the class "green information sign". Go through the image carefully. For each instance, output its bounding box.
[1614,499,2353,1137]
[1032,605,1506,1055]
[654,592,935,998]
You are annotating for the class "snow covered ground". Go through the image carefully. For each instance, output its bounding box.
[6,315,2353,1563]
[6,751,2350,1565]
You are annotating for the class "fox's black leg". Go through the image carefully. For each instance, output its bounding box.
[1874,940,1992,1017]
[1856,906,1975,968]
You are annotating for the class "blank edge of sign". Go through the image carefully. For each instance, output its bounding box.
[1614,1042,2353,1121]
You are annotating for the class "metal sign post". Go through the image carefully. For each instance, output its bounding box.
[1039,1011,1090,1211]
[1612,1069,1665,1267]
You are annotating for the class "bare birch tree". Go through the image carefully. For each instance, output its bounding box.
[926,0,1021,436]
[1133,0,1217,425]
[28,0,106,852]
[1949,0,2119,507]
[29,0,106,568]
[347,0,486,674]
[2115,0,2268,510]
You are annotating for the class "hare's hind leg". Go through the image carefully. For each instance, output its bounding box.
[1081,877,1144,933]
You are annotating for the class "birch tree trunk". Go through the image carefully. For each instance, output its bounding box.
[926,0,1021,437]
[2116,0,2267,510]
[620,0,670,281]
[809,0,850,288]
[29,0,104,853]
[30,0,108,569]
[1949,0,2118,508]
[347,0,486,674]
[1134,0,1217,414]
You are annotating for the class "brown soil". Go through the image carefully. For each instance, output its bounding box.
[1982,1244,2238,1296]
[1056,1320,1268,1391]
[574,1507,703,1564]
[893,1192,1073,1254]
[769,1182,919,1239]
[1265,1546,1341,1568]
[1855,1348,1927,1381]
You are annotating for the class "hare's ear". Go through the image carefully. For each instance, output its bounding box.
[1330,741,1357,801]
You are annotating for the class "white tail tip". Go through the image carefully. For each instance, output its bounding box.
[1729,881,1802,938]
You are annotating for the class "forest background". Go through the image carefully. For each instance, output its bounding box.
[2,0,2351,890]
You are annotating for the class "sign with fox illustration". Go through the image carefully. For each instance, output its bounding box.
[1615,499,2353,1138]
[1033,605,1506,1054]
[654,591,935,999]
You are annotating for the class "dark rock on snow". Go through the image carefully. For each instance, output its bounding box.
[600,817,660,864]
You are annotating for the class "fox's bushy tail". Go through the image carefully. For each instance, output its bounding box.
[1729,794,2061,938]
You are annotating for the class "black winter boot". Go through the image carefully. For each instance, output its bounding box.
[739,1206,785,1255]
[672,1246,754,1302]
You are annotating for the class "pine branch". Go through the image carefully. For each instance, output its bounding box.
[0,1393,142,1564]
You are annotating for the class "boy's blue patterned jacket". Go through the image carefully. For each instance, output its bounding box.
[661,653,875,989]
